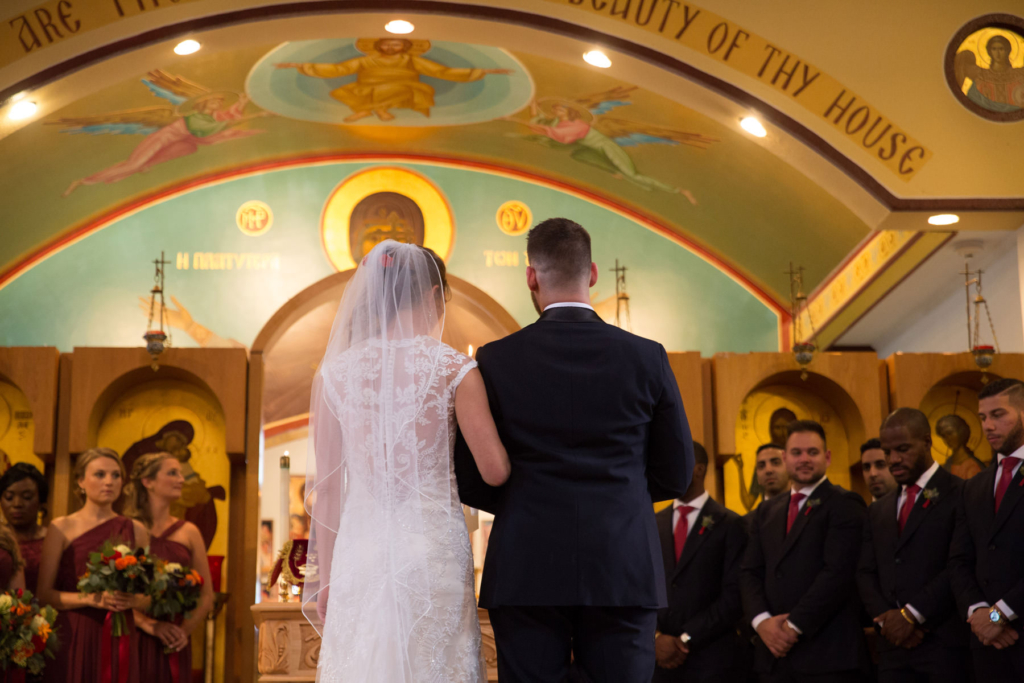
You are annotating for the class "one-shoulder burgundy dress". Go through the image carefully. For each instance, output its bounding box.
[18,537,44,595]
[44,516,139,683]
[138,519,193,683]
[0,546,16,589]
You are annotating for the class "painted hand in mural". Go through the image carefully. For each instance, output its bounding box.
[275,38,512,123]
[136,295,246,350]
[49,70,273,197]
[508,87,716,203]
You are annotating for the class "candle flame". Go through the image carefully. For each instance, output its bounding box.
[468,344,474,357]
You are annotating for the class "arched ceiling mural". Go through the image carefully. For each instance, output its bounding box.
[0,0,1022,350]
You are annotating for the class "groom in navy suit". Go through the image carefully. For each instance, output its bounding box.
[455,217,694,683]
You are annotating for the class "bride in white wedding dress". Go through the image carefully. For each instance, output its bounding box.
[302,240,510,683]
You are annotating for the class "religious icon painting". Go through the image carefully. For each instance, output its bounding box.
[945,14,1024,122]
[247,39,534,126]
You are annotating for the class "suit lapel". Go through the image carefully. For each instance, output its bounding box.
[991,462,1024,539]
[657,508,676,582]
[673,499,721,579]
[877,491,900,552]
[896,467,953,550]
[779,480,835,562]
[974,465,998,530]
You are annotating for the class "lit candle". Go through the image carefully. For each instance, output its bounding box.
[468,344,474,357]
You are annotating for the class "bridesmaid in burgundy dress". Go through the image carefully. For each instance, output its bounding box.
[0,463,49,593]
[127,453,214,683]
[38,448,149,683]
[0,525,26,592]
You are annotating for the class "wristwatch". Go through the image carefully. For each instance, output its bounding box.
[989,605,1006,626]
[680,633,691,644]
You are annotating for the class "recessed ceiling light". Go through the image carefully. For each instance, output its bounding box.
[284,450,290,456]
[740,116,767,138]
[928,214,959,226]
[583,50,612,68]
[174,39,201,55]
[385,20,415,34]
[8,100,37,121]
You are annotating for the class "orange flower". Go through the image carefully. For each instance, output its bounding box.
[114,555,137,571]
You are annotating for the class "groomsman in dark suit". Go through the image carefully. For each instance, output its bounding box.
[653,442,747,683]
[741,420,867,683]
[950,377,1024,681]
[857,408,969,682]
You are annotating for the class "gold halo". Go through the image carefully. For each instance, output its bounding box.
[321,167,454,272]
[537,98,594,124]
[964,27,1024,68]
[176,91,240,116]
[355,37,431,56]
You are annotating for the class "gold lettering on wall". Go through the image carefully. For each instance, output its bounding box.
[483,250,527,267]
[549,0,931,179]
[175,252,281,271]
[496,200,532,236]
[2,0,202,68]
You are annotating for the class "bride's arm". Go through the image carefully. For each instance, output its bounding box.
[455,368,511,487]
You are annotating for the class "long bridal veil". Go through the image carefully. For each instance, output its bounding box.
[302,240,459,681]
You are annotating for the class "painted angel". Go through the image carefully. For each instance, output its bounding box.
[50,70,272,196]
[512,86,717,203]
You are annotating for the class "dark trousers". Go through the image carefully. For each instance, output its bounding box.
[487,605,657,683]
[877,641,970,683]
[759,660,861,683]
[972,640,1024,683]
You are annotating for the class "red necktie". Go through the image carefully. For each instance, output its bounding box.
[898,484,920,534]
[786,493,806,534]
[674,505,695,562]
[995,457,1019,513]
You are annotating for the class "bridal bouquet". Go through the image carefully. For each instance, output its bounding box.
[77,540,152,636]
[148,561,204,657]
[0,589,59,677]
[148,560,204,622]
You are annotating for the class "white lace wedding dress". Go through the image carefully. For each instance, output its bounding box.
[311,337,486,683]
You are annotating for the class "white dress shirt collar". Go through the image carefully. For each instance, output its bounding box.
[906,460,941,492]
[792,476,828,499]
[543,302,595,312]
[997,443,1024,465]
[674,491,710,513]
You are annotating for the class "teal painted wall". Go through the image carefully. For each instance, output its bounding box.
[0,162,778,355]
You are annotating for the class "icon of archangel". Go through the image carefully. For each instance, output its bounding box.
[507,86,718,204]
[953,30,1024,113]
[49,70,272,197]
[274,37,512,123]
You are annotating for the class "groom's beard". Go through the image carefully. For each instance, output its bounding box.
[531,291,543,316]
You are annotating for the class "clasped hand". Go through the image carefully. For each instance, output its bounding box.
[654,634,689,669]
[756,614,799,658]
[968,609,1020,650]
[150,622,190,652]
[95,591,133,612]
[875,609,924,649]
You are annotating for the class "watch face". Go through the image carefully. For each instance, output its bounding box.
[990,610,1002,624]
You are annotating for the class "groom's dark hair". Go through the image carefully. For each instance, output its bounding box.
[527,218,592,287]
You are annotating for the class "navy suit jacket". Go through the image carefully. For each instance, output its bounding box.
[857,466,967,652]
[655,498,746,677]
[740,479,867,674]
[454,306,693,609]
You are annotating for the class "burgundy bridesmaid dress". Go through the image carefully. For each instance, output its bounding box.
[138,520,193,683]
[0,547,15,589]
[18,538,44,595]
[44,516,139,683]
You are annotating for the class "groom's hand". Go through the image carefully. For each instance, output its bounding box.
[757,614,797,658]
[654,634,687,669]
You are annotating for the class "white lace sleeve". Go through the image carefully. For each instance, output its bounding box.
[440,345,477,400]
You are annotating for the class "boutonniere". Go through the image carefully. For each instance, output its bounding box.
[921,488,939,508]
[804,498,822,516]
[698,515,715,535]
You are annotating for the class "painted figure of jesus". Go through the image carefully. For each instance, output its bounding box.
[276,38,511,122]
